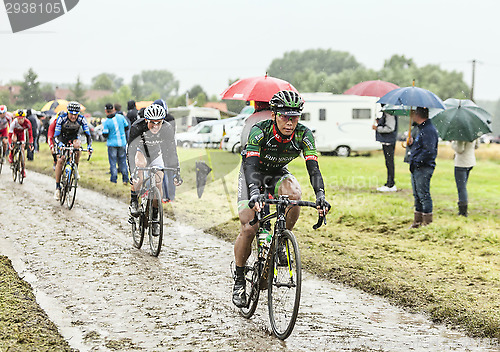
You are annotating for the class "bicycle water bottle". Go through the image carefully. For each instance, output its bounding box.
[65,164,71,177]
[258,228,272,254]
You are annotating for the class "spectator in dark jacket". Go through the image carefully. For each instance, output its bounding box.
[26,109,39,160]
[408,107,438,228]
[127,100,138,125]
[373,109,398,192]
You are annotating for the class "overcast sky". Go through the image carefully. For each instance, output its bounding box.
[1,0,500,101]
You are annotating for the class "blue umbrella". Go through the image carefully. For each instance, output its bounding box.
[377,86,446,109]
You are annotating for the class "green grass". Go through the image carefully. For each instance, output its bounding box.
[20,141,500,340]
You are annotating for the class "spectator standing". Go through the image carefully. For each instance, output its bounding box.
[451,139,478,217]
[126,100,138,125]
[103,103,129,185]
[408,107,439,228]
[373,110,398,191]
[26,109,39,160]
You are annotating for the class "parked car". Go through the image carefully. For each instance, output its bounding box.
[176,117,242,149]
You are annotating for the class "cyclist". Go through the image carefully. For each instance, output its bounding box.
[232,90,330,308]
[53,101,93,201]
[127,104,182,236]
[8,110,34,177]
[0,105,12,158]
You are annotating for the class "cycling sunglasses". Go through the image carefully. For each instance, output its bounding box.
[276,109,301,122]
[147,119,163,125]
[68,110,79,115]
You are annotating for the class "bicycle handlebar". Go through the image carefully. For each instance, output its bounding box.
[248,196,328,230]
[60,146,92,161]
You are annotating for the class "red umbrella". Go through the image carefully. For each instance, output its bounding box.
[221,74,299,102]
[344,80,399,98]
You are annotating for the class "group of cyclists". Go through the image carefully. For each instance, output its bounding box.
[1,89,331,309]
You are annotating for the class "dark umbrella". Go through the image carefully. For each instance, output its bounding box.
[430,99,492,142]
[195,161,212,198]
[221,74,299,102]
[344,80,399,97]
[377,86,446,109]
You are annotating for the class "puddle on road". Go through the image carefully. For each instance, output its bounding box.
[0,171,498,351]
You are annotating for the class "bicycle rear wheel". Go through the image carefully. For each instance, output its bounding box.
[268,229,302,340]
[66,166,77,209]
[147,186,163,257]
[240,236,261,319]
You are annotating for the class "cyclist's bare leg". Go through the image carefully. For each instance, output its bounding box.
[132,151,147,193]
[2,137,8,156]
[278,176,302,230]
[234,207,259,267]
[73,139,81,164]
[55,154,65,183]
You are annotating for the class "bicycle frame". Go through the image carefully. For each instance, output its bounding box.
[59,146,91,209]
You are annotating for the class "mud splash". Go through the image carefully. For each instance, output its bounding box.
[0,171,498,351]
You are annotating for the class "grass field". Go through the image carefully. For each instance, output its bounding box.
[11,141,500,342]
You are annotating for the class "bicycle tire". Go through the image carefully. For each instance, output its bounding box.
[131,204,145,249]
[148,186,163,257]
[18,154,24,184]
[12,149,19,182]
[268,229,302,340]
[240,236,261,319]
[0,144,4,175]
[60,166,69,206]
[66,165,77,209]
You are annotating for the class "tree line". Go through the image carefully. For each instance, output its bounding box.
[2,48,498,134]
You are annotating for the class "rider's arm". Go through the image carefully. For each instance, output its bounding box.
[302,128,326,199]
[25,120,34,144]
[79,115,92,147]
[160,123,180,169]
[53,115,63,146]
[243,125,265,198]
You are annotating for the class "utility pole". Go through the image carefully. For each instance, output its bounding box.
[470,59,476,102]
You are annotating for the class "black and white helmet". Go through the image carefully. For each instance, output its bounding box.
[67,101,81,114]
[269,90,304,113]
[144,104,166,121]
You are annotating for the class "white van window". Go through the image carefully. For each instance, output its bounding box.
[319,109,326,121]
[301,112,310,121]
[199,125,212,134]
[352,109,371,119]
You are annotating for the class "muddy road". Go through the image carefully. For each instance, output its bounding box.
[0,171,498,351]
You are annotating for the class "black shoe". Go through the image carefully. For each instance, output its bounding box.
[129,198,139,217]
[232,278,246,308]
[277,243,289,267]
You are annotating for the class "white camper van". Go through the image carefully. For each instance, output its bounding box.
[176,117,242,148]
[300,93,381,156]
[169,106,221,133]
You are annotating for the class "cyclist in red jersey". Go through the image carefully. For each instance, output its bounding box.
[8,110,33,177]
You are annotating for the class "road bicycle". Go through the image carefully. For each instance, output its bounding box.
[129,166,177,257]
[0,137,7,175]
[10,141,26,184]
[238,193,328,340]
[59,146,91,209]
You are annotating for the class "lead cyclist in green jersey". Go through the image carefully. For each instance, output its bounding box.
[232,90,331,307]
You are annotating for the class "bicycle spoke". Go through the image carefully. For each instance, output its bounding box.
[240,236,260,318]
[148,186,163,257]
[268,230,301,340]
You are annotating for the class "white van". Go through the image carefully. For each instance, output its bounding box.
[300,93,382,156]
[169,106,221,133]
[176,117,242,148]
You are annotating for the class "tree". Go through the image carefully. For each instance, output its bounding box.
[188,85,207,99]
[130,75,142,100]
[68,76,87,103]
[267,49,362,87]
[91,73,115,90]
[17,68,42,107]
[133,70,179,99]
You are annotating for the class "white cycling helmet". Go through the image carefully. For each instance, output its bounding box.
[144,104,166,121]
[0,105,7,114]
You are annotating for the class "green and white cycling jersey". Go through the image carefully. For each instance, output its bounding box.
[245,119,318,174]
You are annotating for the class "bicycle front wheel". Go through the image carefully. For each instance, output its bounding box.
[240,235,261,319]
[147,186,163,257]
[11,151,18,182]
[60,171,68,206]
[66,166,78,209]
[18,157,24,184]
[268,229,302,340]
[0,144,4,175]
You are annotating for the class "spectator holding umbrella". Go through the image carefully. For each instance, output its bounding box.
[373,107,398,192]
[408,107,438,228]
[451,139,478,217]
